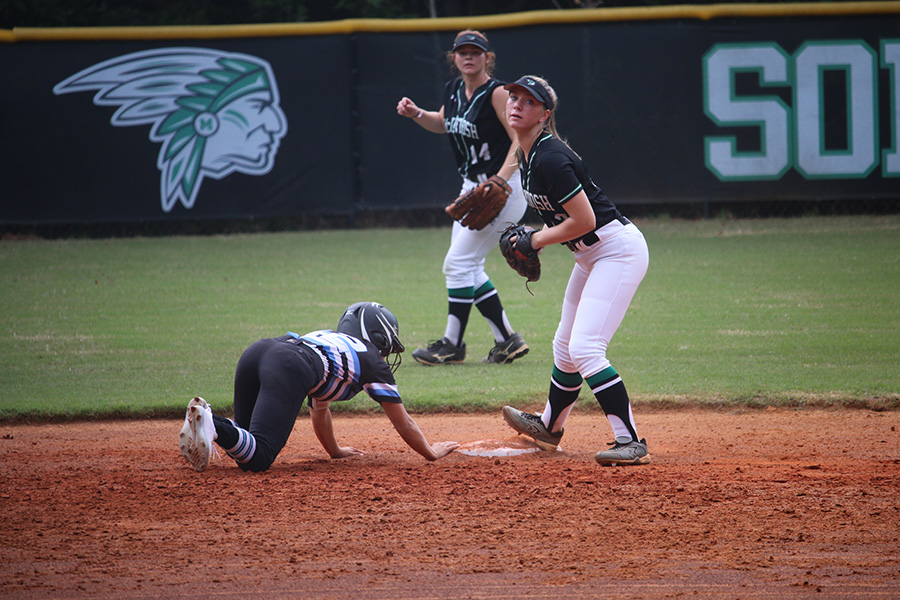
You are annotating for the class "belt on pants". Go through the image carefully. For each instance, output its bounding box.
[564,216,631,251]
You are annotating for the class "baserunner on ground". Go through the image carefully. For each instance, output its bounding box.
[179,302,459,472]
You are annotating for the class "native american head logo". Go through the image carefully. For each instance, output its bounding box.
[54,48,288,212]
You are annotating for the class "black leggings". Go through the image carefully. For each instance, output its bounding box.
[231,338,322,472]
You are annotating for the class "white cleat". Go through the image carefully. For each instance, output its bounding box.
[178,397,205,463]
[183,397,217,472]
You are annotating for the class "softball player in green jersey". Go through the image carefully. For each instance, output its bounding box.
[397,30,529,366]
[499,76,652,466]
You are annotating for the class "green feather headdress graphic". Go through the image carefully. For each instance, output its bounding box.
[54,48,287,212]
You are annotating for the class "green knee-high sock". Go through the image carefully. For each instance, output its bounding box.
[586,367,639,441]
[445,286,474,347]
[474,281,515,342]
[543,366,583,431]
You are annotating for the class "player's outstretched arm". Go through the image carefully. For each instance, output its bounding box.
[381,401,459,461]
[396,97,447,134]
[310,404,364,459]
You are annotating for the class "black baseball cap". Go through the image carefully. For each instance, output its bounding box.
[452,32,490,52]
[504,76,554,110]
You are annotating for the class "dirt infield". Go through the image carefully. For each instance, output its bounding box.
[1,408,898,599]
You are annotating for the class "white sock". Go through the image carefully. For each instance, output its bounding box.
[225,425,257,464]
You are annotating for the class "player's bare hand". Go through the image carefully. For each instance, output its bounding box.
[332,446,364,459]
[430,441,460,460]
[397,97,419,118]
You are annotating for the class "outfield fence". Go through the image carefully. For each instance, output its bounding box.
[2,2,899,234]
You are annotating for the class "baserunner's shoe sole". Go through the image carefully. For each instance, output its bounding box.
[179,397,206,463]
[187,398,215,472]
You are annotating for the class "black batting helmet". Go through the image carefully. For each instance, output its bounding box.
[337,302,405,359]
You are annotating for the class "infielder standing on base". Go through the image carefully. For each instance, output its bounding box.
[178,302,459,472]
[499,76,652,466]
[396,30,529,366]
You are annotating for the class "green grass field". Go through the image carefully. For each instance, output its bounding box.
[2,215,898,420]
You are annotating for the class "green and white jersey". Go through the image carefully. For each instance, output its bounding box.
[519,133,623,246]
[443,76,510,183]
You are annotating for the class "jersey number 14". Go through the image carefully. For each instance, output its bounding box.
[469,142,491,167]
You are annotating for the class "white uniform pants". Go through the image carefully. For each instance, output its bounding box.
[552,221,649,379]
[443,172,527,290]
